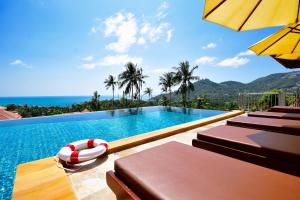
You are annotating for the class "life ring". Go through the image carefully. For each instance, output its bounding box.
[57,139,108,164]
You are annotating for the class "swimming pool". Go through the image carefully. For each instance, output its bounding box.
[0,106,225,199]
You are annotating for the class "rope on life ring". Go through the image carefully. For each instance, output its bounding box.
[55,138,109,174]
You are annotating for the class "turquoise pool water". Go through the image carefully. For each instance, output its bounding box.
[0,106,225,199]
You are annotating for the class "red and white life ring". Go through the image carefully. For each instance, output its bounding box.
[57,139,108,163]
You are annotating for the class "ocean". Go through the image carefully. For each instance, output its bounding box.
[0,96,117,107]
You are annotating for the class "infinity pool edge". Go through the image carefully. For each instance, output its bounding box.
[12,110,244,200]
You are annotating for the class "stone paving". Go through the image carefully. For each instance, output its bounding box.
[68,119,227,200]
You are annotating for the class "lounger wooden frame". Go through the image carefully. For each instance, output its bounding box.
[248,111,300,120]
[269,106,300,113]
[106,171,140,200]
[227,117,300,136]
[192,139,300,176]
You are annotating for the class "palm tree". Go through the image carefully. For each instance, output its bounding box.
[104,75,117,107]
[159,72,175,105]
[136,68,148,102]
[91,91,100,110]
[118,62,138,100]
[173,61,199,107]
[144,87,153,101]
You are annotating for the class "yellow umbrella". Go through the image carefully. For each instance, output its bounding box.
[276,53,300,60]
[249,23,300,55]
[272,56,300,69]
[203,0,300,31]
[274,53,300,68]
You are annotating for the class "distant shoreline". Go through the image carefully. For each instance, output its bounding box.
[0,95,115,98]
[0,96,118,107]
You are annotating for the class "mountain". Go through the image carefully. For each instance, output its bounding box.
[154,71,300,101]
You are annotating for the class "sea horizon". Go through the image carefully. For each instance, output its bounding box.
[0,95,120,107]
[0,94,152,107]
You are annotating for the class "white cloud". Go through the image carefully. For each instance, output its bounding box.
[216,56,249,68]
[156,12,168,20]
[237,50,255,56]
[213,49,254,68]
[104,12,138,53]
[91,27,97,33]
[195,56,217,65]
[141,22,170,43]
[202,42,217,50]
[10,59,23,65]
[158,1,169,11]
[99,54,143,66]
[82,56,94,61]
[79,63,97,70]
[156,2,169,20]
[10,59,32,68]
[137,37,146,45]
[166,29,174,43]
[79,54,143,70]
[100,6,173,53]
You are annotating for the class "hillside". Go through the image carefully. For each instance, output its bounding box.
[154,71,300,101]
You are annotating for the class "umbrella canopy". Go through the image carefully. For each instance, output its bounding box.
[276,53,300,60]
[203,0,300,31]
[249,23,300,55]
[272,56,300,69]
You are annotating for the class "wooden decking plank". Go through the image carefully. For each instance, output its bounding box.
[13,157,76,200]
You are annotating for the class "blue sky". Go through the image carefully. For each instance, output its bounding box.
[0,0,294,97]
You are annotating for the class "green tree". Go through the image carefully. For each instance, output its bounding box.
[258,89,281,111]
[144,87,153,101]
[118,62,139,100]
[91,91,101,110]
[104,75,117,107]
[159,95,169,106]
[159,72,175,106]
[6,104,18,111]
[173,61,199,107]
[224,101,238,111]
[136,68,148,103]
[194,95,210,109]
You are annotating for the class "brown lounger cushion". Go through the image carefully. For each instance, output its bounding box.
[227,116,300,135]
[248,111,300,120]
[114,142,300,200]
[196,125,300,164]
[270,106,300,113]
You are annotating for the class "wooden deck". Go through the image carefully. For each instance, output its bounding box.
[12,157,76,200]
[12,110,243,200]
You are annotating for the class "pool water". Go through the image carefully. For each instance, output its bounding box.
[0,106,225,199]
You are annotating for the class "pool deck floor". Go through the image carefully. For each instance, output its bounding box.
[12,110,243,200]
[70,119,230,200]
[12,157,76,200]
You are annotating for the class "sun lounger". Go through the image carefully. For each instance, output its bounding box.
[248,111,300,120]
[192,125,300,175]
[107,142,300,200]
[195,125,300,163]
[269,106,300,113]
[227,116,300,136]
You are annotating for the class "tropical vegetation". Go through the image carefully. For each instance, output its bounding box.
[104,75,117,107]
[159,72,175,105]
[173,61,199,107]
[118,62,147,101]
[144,87,153,101]
[5,61,300,118]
